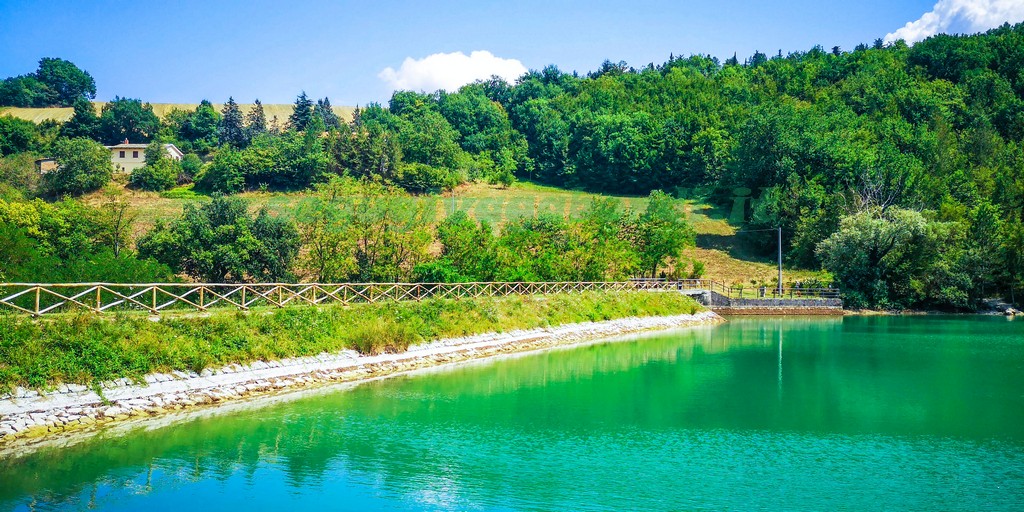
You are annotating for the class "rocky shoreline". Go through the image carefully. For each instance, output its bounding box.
[0,311,723,452]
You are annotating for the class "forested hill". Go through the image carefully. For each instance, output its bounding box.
[1,24,1023,310]
[495,27,1024,198]
[474,24,1023,308]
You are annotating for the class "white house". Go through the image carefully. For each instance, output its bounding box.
[105,139,184,173]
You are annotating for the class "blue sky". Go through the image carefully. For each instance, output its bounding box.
[0,0,1020,105]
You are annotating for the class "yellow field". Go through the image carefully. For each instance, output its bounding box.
[0,103,354,123]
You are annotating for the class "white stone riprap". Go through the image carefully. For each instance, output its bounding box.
[0,311,722,448]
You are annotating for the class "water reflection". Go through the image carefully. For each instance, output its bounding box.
[1,316,1022,511]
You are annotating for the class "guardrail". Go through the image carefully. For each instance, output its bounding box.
[0,280,840,317]
[630,279,840,299]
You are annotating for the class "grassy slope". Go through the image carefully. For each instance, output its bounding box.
[0,103,354,124]
[93,180,829,285]
[0,291,704,392]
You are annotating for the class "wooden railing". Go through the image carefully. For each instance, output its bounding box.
[630,279,841,299]
[0,280,840,317]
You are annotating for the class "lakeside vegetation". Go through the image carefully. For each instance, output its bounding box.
[0,291,703,393]
[2,24,1024,309]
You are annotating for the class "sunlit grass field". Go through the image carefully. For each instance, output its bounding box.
[106,181,652,232]
[88,180,828,285]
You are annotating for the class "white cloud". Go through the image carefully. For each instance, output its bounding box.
[379,51,527,93]
[885,0,1024,44]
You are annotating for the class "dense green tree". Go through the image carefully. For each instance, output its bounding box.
[35,57,96,106]
[60,97,100,139]
[388,90,435,116]
[0,75,48,107]
[195,145,245,194]
[44,137,112,195]
[137,195,300,282]
[394,107,466,171]
[0,115,40,156]
[423,210,496,281]
[279,114,330,187]
[98,97,161,145]
[0,58,94,107]
[178,100,221,151]
[296,177,432,281]
[817,207,968,309]
[631,190,696,277]
[436,86,529,173]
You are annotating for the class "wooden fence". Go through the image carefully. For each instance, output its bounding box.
[0,280,840,317]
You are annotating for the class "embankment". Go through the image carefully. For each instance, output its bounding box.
[0,291,722,449]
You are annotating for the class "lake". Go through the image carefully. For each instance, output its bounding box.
[1,316,1022,511]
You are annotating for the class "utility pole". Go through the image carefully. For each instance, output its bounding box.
[777,227,783,297]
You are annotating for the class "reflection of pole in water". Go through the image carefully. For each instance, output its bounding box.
[777,325,783,399]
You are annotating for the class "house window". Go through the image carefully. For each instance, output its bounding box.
[133,151,139,158]
[119,151,125,158]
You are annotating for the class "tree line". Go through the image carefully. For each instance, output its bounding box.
[0,179,695,284]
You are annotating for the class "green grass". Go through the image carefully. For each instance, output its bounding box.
[0,290,704,393]
[158,184,203,200]
[83,180,830,286]
[105,181,653,235]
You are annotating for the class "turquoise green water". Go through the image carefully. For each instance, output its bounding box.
[1,316,1023,511]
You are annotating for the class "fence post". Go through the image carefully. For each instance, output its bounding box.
[95,287,102,313]
[34,286,40,316]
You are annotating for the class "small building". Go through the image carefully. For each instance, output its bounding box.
[105,139,183,173]
[34,158,58,173]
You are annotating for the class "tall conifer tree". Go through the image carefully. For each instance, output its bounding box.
[289,92,314,131]
[315,97,341,130]
[218,96,246,147]
[246,99,267,138]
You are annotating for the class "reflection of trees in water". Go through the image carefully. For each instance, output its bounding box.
[4,315,1022,510]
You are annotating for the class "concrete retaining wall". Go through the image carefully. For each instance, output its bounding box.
[689,290,843,314]
[726,297,843,308]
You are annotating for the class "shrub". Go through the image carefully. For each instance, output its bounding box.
[346,316,419,355]
[395,162,457,193]
[129,160,178,191]
[689,260,706,279]
[195,146,244,194]
[178,153,202,184]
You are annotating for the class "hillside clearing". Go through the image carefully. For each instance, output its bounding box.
[85,181,829,286]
